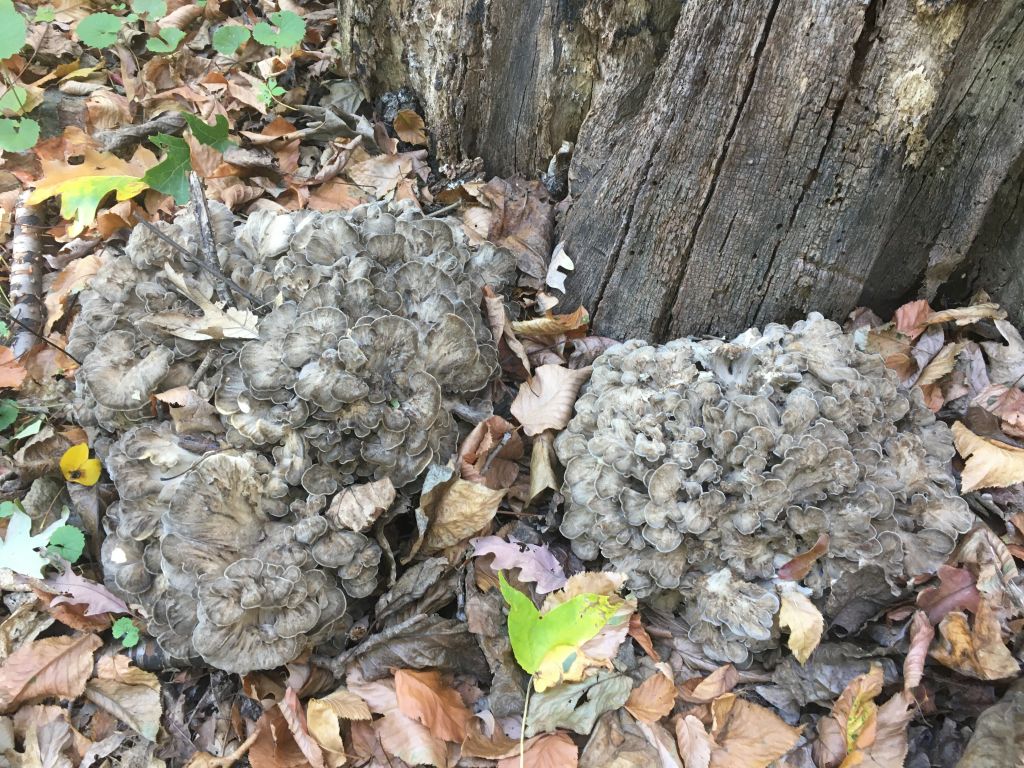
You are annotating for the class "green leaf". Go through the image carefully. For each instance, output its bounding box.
[34,6,55,22]
[145,26,184,53]
[0,508,68,577]
[47,525,85,563]
[0,320,8,338]
[112,617,140,648]
[12,418,42,439]
[256,77,285,108]
[0,86,28,116]
[0,399,17,431]
[212,24,249,55]
[182,113,233,152]
[131,0,165,19]
[0,0,27,59]
[0,500,20,518]
[498,572,616,675]
[0,117,39,152]
[252,10,305,49]
[143,134,191,204]
[76,13,123,48]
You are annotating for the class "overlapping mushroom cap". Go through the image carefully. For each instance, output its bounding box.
[554,313,973,663]
[75,201,514,672]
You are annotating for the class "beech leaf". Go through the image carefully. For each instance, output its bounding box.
[510,364,592,436]
[624,664,677,723]
[307,686,370,768]
[708,694,802,768]
[915,564,980,624]
[278,687,324,768]
[777,586,824,664]
[394,669,471,742]
[393,109,427,145]
[422,478,504,552]
[951,421,1024,492]
[84,655,161,741]
[496,731,578,768]
[931,599,1020,680]
[0,633,101,712]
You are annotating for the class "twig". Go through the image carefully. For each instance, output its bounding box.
[427,200,461,218]
[188,172,232,305]
[131,214,265,312]
[184,729,260,768]
[2,312,82,365]
[9,191,44,358]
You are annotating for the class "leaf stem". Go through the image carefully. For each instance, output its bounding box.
[519,674,534,768]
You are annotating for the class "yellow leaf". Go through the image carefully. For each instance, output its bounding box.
[307,686,372,768]
[27,148,149,237]
[931,599,1020,680]
[951,421,1024,492]
[777,586,824,664]
[60,443,102,486]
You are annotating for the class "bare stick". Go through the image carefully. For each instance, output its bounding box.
[2,312,81,365]
[188,172,232,305]
[9,191,44,358]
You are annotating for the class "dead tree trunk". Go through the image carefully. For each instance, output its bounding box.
[338,0,1024,341]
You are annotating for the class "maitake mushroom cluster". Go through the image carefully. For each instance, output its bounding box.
[555,314,973,663]
[70,201,514,672]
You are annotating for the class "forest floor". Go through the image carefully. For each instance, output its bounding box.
[0,3,1023,768]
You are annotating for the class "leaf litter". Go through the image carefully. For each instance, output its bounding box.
[0,12,1022,766]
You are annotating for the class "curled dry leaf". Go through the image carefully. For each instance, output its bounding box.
[483,286,531,377]
[43,253,101,334]
[777,533,830,581]
[511,306,590,338]
[326,477,396,532]
[972,384,1024,438]
[84,655,161,742]
[951,421,1024,492]
[422,479,505,552]
[925,302,1006,327]
[930,599,1020,680]
[528,429,559,504]
[625,663,677,723]
[894,300,933,339]
[41,562,130,616]
[813,664,884,768]
[981,319,1024,386]
[0,633,101,712]
[903,611,934,690]
[394,668,472,743]
[497,731,578,768]
[545,241,573,294]
[250,706,311,768]
[916,341,960,388]
[777,586,824,665]
[915,564,980,624]
[511,364,592,436]
[678,664,739,704]
[458,415,524,490]
[278,687,325,768]
[675,714,715,768]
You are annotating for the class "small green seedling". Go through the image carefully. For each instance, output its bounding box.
[112,617,141,648]
[47,524,85,563]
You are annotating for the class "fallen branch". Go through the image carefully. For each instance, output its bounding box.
[9,191,44,358]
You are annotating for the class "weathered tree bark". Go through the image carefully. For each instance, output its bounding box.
[338,0,1024,341]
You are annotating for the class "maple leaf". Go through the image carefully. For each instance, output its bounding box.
[27,148,149,237]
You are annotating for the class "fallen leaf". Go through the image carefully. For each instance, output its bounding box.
[546,241,573,294]
[27,148,149,236]
[347,150,427,198]
[526,671,632,736]
[483,286,531,377]
[857,689,915,767]
[814,665,884,768]
[471,536,566,594]
[628,613,661,662]
[972,384,1024,438]
[143,265,259,341]
[375,709,450,767]
[461,715,521,759]
[916,341,960,387]
[625,664,677,723]
[0,508,70,577]
[708,694,801,768]
[777,586,824,664]
[866,328,915,381]
[675,714,715,768]
[0,633,101,712]
[325,478,396,532]
[278,687,324,768]
[894,300,933,339]
[307,686,371,768]
[981,319,1024,386]
[528,429,560,504]
[497,731,578,768]
[512,307,590,338]
[903,611,933,690]
[925,302,1006,327]
[395,669,471,742]
[394,110,427,145]
[510,364,592,436]
[777,534,830,581]
[458,416,524,490]
[40,561,129,616]
[915,564,980,624]
[250,706,310,768]
[42,253,101,334]
[679,665,740,704]
[951,421,1024,491]
[0,346,27,389]
[931,599,1020,680]
[423,479,504,552]
[59,443,101,486]
[84,655,161,741]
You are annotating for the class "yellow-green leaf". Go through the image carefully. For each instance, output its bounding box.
[60,443,102,486]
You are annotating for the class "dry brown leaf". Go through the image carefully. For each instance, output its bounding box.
[86,90,132,133]
[84,655,161,741]
[858,689,915,767]
[483,286,531,377]
[903,611,934,690]
[43,253,101,334]
[423,479,504,552]
[511,307,590,338]
[972,384,1024,438]
[951,421,1024,492]
[625,664,677,723]
[0,633,101,712]
[708,694,801,768]
[458,416,524,490]
[814,664,884,768]
[308,179,371,212]
[925,302,1006,327]
[278,688,324,768]
[510,364,592,436]
[916,341,960,387]
[347,150,427,198]
[894,300,933,339]
[528,430,559,504]
[675,714,715,768]
[394,110,427,145]
[916,564,980,624]
[0,346,28,390]
[460,716,520,759]
[931,599,1020,680]
[307,685,370,767]
[679,665,739,704]
[394,669,471,743]
[250,707,310,768]
[777,586,824,664]
[777,533,830,581]
[497,732,578,768]
[866,328,915,380]
[325,478,396,533]
[375,710,450,768]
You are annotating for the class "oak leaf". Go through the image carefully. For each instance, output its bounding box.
[41,561,129,616]
[422,478,504,552]
[250,707,310,768]
[394,669,471,743]
[903,611,934,690]
[471,536,566,594]
[951,421,1024,492]
[0,633,101,712]
[510,364,592,436]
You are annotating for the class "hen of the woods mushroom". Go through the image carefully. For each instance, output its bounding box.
[555,314,974,664]
[69,201,515,673]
